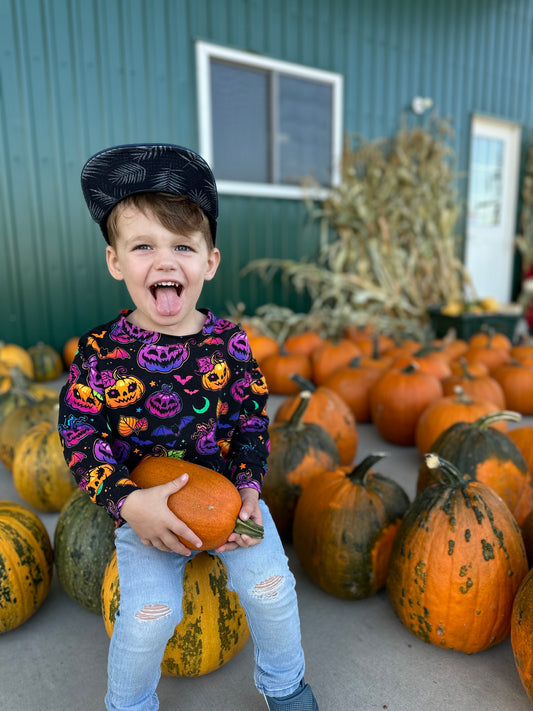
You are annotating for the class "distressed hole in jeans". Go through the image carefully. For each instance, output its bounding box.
[253,575,284,599]
[135,604,171,621]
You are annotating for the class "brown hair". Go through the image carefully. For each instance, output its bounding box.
[106,192,213,249]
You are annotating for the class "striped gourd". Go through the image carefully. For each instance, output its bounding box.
[13,420,77,511]
[101,551,250,677]
[0,500,53,633]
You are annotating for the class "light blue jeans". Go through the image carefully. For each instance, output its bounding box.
[105,500,305,711]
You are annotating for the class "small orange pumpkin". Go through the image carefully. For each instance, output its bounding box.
[130,456,263,550]
[369,363,443,446]
[414,385,507,456]
[310,338,362,386]
[322,357,382,423]
[441,358,505,409]
[62,336,80,369]
[260,350,312,395]
[491,360,533,415]
[283,331,324,357]
[248,333,280,366]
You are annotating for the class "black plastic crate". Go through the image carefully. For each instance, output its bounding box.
[427,306,522,341]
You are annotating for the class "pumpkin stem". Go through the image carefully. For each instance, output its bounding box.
[372,336,380,360]
[8,366,34,394]
[474,410,522,430]
[233,518,264,539]
[458,358,475,380]
[414,345,441,357]
[425,453,466,486]
[347,452,387,483]
[452,385,473,403]
[287,391,312,429]
[401,362,419,374]
[290,373,316,392]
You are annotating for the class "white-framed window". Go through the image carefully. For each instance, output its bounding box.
[196,40,343,199]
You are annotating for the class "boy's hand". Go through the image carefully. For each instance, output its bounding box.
[216,488,263,552]
[120,474,202,555]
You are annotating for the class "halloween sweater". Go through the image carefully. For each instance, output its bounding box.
[58,310,270,522]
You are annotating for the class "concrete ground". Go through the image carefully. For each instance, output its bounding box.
[0,380,531,711]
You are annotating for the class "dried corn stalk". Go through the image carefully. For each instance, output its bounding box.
[242,115,467,339]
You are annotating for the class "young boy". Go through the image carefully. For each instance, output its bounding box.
[58,143,319,711]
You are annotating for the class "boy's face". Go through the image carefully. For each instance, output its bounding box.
[105,204,220,336]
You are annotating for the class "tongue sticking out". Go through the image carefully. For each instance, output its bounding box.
[153,285,182,316]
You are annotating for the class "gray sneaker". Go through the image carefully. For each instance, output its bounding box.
[264,679,319,710]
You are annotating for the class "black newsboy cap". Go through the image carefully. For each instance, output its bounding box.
[80,143,218,243]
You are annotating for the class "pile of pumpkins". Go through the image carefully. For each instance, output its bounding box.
[5,325,533,697]
[249,322,533,703]
[0,338,249,677]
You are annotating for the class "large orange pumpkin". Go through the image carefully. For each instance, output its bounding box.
[130,456,263,550]
[293,453,409,599]
[387,454,528,654]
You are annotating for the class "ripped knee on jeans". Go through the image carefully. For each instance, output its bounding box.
[134,603,172,621]
[252,575,284,600]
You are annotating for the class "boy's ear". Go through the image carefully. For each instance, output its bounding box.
[106,245,124,281]
[204,248,221,281]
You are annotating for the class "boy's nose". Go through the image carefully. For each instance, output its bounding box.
[154,249,177,269]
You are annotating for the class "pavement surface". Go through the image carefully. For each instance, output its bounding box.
[0,379,531,711]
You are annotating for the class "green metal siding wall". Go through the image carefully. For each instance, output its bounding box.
[1,0,533,349]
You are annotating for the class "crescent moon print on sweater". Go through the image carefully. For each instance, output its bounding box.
[58,310,270,521]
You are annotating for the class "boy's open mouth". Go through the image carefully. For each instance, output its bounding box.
[150,281,183,316]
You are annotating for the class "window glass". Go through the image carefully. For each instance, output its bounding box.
[211,61,269,183]
[278,76,332,186]
[467,136,504,227]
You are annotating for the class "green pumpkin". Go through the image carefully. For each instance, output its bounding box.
[54,489,116,613]
[28,342,64,382]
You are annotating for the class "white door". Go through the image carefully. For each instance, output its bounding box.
[464,115,521,304]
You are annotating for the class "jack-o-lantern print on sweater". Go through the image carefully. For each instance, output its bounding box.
[58,310,269,521]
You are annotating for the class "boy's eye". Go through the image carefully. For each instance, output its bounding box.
[176,245,192,252]
[134,244,151,251]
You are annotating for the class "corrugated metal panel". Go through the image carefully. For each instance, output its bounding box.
[1,0,533,349]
